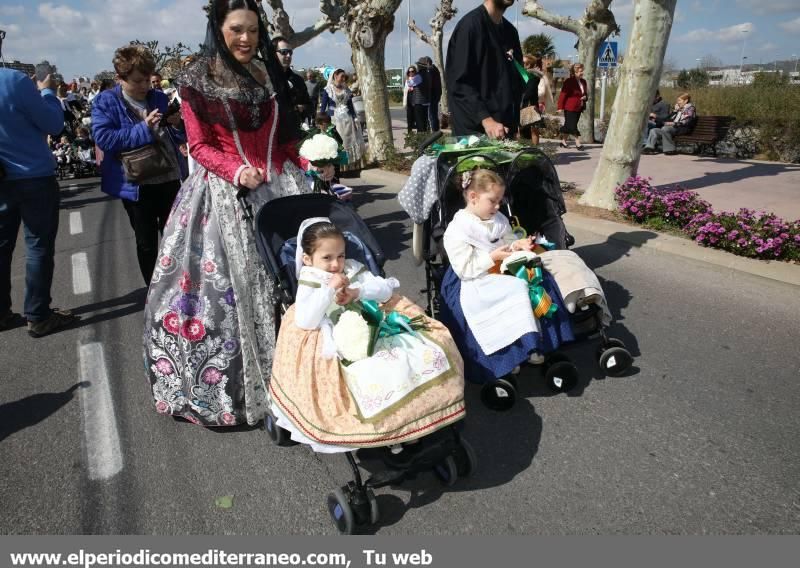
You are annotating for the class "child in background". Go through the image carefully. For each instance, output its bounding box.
[269,218,465,452]
[438,169,575,388]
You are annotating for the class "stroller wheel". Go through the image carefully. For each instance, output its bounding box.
[367,488,380,525]
[264,412,298,447]
[327,487,355,535]
[480,378,517,412]
[599,346,633,377]
[452,437,477,478]
[544,355,579,393]
[433,455,458,487]
[596,337,626,360]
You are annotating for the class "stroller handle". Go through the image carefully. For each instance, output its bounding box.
[237,189,255,223]
[417,130,444,157]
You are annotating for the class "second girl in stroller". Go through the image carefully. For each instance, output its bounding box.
[438,169,575,400]
[269,217,466,452]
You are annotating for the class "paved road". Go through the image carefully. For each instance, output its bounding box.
[1,175,799,535]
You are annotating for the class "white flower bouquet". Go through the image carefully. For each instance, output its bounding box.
[332,310,376,364]
[299,133,340,167]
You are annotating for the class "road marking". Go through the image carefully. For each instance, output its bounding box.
[69,212,83,235]
[71,252,92,295]
[78,342,123,481]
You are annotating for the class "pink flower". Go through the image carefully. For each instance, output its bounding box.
[155,358,174,376]
[159,256,174,268]
[155,400,170,414]
[203,260,217,274]
[221,412,237,425]
[163,312,181,334]
[180,318,206,342]
[202,367,223,385]
[179,212,190,227]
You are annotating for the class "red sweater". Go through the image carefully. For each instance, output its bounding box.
[557,77,588,113]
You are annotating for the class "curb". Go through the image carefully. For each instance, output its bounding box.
[358,168,800,288]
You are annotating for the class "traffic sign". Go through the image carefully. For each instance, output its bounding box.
[598,41,618,68]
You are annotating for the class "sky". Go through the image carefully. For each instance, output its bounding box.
[0,0,799,81]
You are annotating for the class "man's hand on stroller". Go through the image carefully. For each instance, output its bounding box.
[481,117,509,140]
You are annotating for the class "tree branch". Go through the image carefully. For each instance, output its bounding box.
[408,19,430,45]
[262,0,340,47]
[522,1,581,34]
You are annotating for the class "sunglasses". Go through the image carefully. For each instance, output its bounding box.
[407,70,416,74]
[277,48,293,56]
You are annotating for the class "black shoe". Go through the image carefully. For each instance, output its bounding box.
[663,150,678,155]
[0,310,20,331]
[27,308,78,338]
[559,141,569,149]
[642,147,658,154]
[575,144,584,151]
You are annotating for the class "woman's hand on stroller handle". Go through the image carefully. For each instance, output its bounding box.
[239,167,265,190]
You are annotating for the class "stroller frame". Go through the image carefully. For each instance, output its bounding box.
[239,190,476,534]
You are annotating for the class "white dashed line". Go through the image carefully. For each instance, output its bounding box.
[71,252,92,295]
[78,342,123,481]
[69,211,83,235]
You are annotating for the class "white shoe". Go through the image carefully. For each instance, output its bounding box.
[528,353,545,365]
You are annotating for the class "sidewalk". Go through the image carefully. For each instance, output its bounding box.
[391,120,800,220]
[358,167,800,288]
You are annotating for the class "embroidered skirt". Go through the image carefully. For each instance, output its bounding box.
[143,163,310,427]
[438,267,575,384]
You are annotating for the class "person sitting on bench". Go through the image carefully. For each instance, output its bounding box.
[643,93,696,155]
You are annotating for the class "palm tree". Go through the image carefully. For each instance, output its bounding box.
[522,33,556,59]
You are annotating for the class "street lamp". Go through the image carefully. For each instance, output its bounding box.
[793,54,798,73]
[738,28,749,84]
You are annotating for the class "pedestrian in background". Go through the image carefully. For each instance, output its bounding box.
[273,36,311,129]
[557,62,588,150]
[92,44,186,286]
[402,66,418,134]
[0,68,77,337]
[421,56,443,132]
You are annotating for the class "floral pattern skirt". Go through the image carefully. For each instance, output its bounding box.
[270,295,466,449]
[144,163,310,427]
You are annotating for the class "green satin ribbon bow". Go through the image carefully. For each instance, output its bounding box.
[513,59,530,84]
[513,264,558,320]
[359,300,421,338]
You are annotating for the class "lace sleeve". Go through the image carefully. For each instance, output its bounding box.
[183,99,244,184]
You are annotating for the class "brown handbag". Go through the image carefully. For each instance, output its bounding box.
[520,105,542,127]
[117,94,175,183]
[118,143,174,183]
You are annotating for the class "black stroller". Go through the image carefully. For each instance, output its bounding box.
[409,134,634,410]
[240,191,476,534]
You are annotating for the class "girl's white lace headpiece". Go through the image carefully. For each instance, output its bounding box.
[295,217,332,278]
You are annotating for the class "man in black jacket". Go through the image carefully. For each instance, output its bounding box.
[419,57,443,132]
[273,37,312,127]
[445,0,522,138]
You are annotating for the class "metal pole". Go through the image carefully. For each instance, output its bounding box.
[407,0,412,70]
[738,30,748,84]
[599,72,607,122]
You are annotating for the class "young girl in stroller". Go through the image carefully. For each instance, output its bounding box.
[438,169,584,409]
[269,217,466,452]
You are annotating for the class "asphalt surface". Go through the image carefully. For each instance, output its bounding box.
[1,175,799,535]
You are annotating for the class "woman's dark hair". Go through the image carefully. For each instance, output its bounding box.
[301,222,345,256]
[208,0,299,141]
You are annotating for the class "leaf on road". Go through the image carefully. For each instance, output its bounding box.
[215,495,234,509]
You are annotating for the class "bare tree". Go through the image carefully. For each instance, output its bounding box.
[131,40,192,74]
[699,53,722,70]
[579,0,677,209]
[328,0,404,162]
[408,0,458,116]
[259,0,344,48]
[522,0,620,142]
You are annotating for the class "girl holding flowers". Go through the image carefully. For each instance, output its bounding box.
[438,169,577,393]
[268,218,466,452]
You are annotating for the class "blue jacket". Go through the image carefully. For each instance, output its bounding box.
[0,68,65,180]
[91,85,186,201]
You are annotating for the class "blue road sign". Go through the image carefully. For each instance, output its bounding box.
[598,41,618,68]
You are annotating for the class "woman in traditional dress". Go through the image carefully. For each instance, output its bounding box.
[143,0,333,427]
[319,69,365,175]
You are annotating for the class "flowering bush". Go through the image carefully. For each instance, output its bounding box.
[615,176,712,228]
[684,209,800,261]
[615,176,800,262]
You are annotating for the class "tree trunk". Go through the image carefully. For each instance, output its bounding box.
[431,31,449,116]
[579,0,677,209]
[350,23,396,162]
[577,32,605,142]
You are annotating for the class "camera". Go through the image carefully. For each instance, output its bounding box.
[34,62,55,82]
[160,98,182,127]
